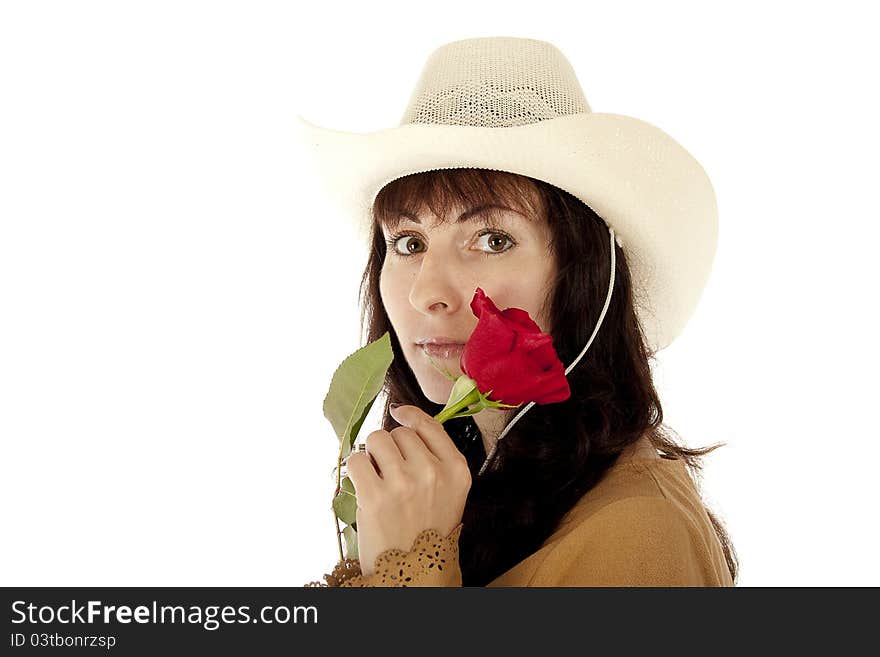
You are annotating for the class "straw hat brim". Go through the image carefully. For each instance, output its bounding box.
[295,111,717,354]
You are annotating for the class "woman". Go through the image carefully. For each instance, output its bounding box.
[299,37,738,586]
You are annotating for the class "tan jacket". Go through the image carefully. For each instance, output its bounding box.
[305,451,733,587]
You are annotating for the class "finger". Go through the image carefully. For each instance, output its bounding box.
[389,426,441,466]
[363,430,406,479]
[344,452,381,499]
[388,405,462,463]
[343,443,375,473]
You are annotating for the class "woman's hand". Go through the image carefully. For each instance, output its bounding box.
[345,404,472,576]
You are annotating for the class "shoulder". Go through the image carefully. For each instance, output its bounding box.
[572,495,697,552]
[555,456,697,531]
[530,495,709,586]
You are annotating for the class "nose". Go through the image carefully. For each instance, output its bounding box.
[408,249,469,315]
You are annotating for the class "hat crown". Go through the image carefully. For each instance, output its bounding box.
[399,37,592,128]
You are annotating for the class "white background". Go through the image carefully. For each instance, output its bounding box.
[1,0,877,587]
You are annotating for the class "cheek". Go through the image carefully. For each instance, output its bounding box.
[379,264,404,318]
[488,278,554,333]
[379,267,390,312]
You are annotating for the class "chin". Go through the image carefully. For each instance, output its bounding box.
[418,373,454,406]
[409,364,456,406]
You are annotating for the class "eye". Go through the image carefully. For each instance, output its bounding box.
[475,231,515,254]
[386,232,426,256]
[385,229,516,258]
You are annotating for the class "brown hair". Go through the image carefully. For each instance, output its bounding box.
[357,168,738,585]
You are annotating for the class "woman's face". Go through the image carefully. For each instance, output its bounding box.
[379,200,558,405]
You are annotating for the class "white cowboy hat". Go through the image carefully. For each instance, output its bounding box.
[295,36,718,357]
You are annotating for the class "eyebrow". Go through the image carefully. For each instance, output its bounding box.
[396,204,527,225]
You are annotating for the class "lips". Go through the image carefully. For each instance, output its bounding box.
[419,343,465,360]
[416,335,467,345]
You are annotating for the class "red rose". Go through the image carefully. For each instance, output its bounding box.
[460,287,571,406]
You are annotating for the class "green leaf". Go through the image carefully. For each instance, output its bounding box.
[332,476,358,525]
[342,524,358,560]
[323,331,394,453]
[444,375,478,410]
[342,396,375,460]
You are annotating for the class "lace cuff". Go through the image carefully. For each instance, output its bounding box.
[303,557,363,587]
[303,523,464,587]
